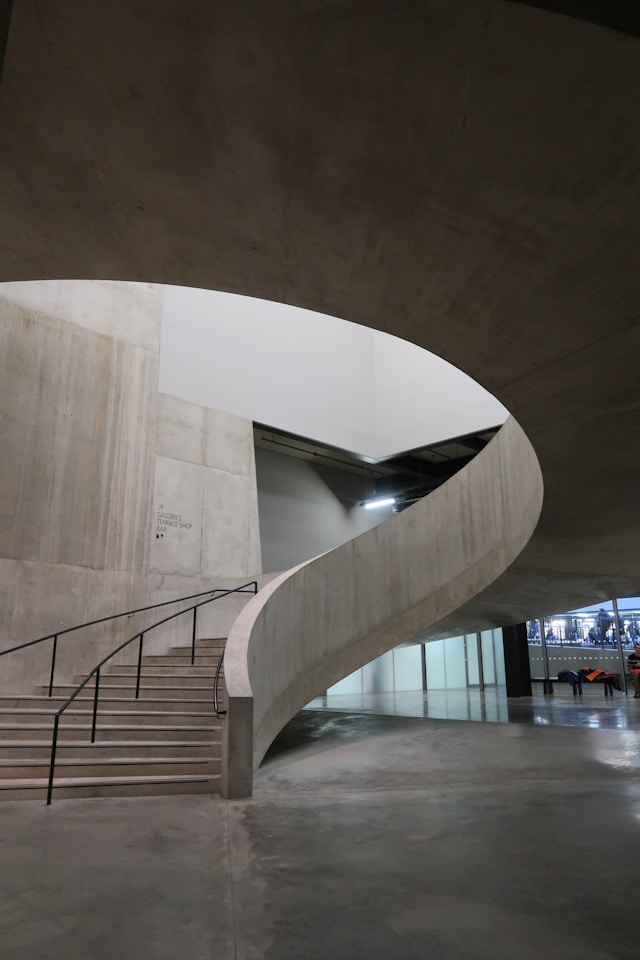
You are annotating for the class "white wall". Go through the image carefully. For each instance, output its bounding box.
[160,286,374,453]
[372,334,506,458]
[255,446,393,572]
[160,286,507,459]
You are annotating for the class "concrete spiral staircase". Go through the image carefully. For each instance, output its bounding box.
[0,637,226,801]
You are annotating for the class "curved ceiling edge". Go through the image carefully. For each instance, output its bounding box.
[508,0,640,37]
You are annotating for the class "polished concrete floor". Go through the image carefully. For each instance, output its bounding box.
[307,683,640,729]
[2,692,640,959]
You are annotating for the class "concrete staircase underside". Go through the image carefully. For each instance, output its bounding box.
[0,638,226,801]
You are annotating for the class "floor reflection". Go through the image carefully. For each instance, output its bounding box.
[305,687,640,730]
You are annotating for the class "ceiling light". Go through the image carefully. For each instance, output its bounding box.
[363,497,396,509]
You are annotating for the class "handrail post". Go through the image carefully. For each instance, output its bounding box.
[48,635,58,697]
[191,607,197,665]
[135,633,144,699]
[91,668,101,743]
[47,714,60,805]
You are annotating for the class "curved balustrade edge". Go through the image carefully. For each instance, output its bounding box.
[221,417,544,798]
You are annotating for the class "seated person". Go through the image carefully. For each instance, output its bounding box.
[628,643,640,698]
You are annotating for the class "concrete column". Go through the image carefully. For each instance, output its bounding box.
[502,623,532,697]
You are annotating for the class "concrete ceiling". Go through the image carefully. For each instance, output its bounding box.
[253,422,499,510]
[2,1,640,622]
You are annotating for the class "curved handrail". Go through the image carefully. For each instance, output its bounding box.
[0,585,233,696]
[46,580,258,804]
[214,651,225,717]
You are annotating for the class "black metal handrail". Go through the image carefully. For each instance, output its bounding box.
[0,586,234,697]
[214,650,226,717]
[46,580,258,804]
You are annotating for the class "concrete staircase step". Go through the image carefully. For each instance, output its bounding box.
[1,633,229,801]
[99,672,217,686]
[0,740,219,760]
[0,774,220,801]
[0,724,220,741]
[5,695,216,713]
[0,708,217,727]
[169,644,225,656]
[103,665,218,677]
[131,655,222,666]
[0,756,219,779]
[36,684,217,700]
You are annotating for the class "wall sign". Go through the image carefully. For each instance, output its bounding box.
[155,504,193,539]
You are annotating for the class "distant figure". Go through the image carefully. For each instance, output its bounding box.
[628,643,640,699]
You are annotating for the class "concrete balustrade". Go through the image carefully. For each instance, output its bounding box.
[222,417,543,797]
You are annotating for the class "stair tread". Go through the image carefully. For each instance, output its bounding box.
[0,723,220,731]
[2,635,228,799]
[0,708,216,717]
[0,739,217,747]
[0,773,220,788]
[0,756,213,767]
[8,698,216,706]
[103,671,218,676]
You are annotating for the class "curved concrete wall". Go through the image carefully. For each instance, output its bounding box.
[222,417,543,797]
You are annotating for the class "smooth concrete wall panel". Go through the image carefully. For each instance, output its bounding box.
[201,470,260,580]
[0,280,161,352]
[155,394,257,477]
[0,559,147,691]
[223,418,543,796]
[149,394,261,582]
[149,457,203,577]
[145,393,262,650]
